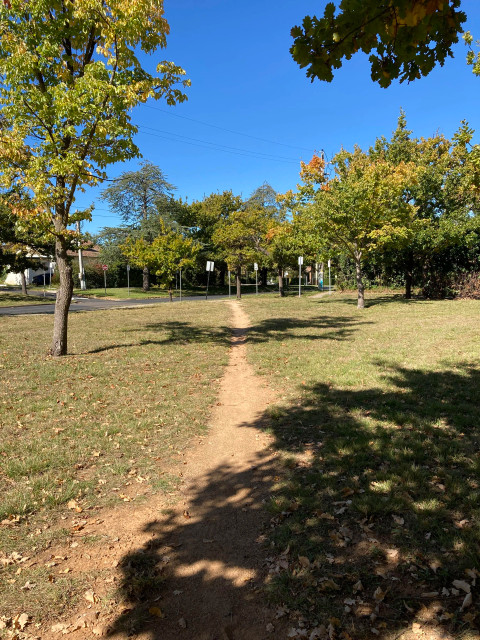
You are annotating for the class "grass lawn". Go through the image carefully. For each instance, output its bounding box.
[73,284,279,299]
[243,292,480,639]
[0,291,55,307]
[0,301,231,623]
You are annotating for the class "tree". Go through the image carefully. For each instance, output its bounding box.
[101,161,176,290]
[370,113,480,297]
[291,1,466,88]
[212,206,271,299]
[0,190,53,294]
[296,148,417,308]
[121,222,199,301]
[179,191,243,287]
[246,182,283,287]
[0,1,189,355]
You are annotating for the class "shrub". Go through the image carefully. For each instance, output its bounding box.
[454,272,480,299]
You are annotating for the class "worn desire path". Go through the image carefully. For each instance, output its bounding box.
[40,301,288,640]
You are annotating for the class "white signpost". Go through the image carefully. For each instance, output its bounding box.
[298,256,303,297]
[206,261,214,299]
[102,264,108,294]
[228,270,231,298]
[126,264,130,297]
[328,259,331,294]
[254,263,258,295]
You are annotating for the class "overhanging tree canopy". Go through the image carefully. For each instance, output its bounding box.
[0,0,189,355]
[291,0,467,87]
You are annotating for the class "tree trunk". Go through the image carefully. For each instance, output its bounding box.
[405,250,414,299]
[219,268,226,287]
[142,266,150,291]
[236,266,241,299]
[168,287,173,302]
[278,266,284,297]
[50,236,74,356]
[355,251,365,309]
[261,267,267,287]
[20,271,28,295]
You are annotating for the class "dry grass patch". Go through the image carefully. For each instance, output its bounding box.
[0,301,230,625]
[0,291,54,307]
[243,292,480,640]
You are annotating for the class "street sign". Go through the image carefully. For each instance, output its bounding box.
[328,259,331,268]
[126,264,130,272]
[298,256,303,266]
[254,263,258,271]
[102,264,108,271]
[205,261,214,299]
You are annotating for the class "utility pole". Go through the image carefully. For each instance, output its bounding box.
[76,221,86,290]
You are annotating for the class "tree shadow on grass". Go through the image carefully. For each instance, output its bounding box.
[107,361,480,639]
[87,315,370,354]
[316,293,432,308]
[249,362,480,638]
[140,316,370,344]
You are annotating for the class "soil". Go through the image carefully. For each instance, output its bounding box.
[35,301,289,640]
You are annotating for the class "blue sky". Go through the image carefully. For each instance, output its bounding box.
[79,0,480,235]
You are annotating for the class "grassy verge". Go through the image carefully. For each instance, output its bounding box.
[243,292,480,639]
[0,301,231,624]
[0,291,55,306]
[73,285,278,299]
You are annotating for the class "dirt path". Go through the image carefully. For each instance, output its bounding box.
[40,301,287,640]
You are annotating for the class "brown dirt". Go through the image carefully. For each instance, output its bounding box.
[36,301,288,640]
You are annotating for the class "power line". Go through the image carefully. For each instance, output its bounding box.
[143,104,313,153]
[136,125,301,164]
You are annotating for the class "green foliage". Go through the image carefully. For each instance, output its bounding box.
[369,112,480,297]
[101,161,176,230]
[0,0,189,353]
[291,0,466,87]
[121,221,199,295]
[291,145,417,306]
[212,205,272,272]
[0,2,189,223]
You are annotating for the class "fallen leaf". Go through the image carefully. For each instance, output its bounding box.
[452,579,471,593]
[465,568,478,585]
[83,589,98,604]
[373,587,386,602]
[319,579,341,591]
[178,617,187,628]
[392,515,404,526]
[13,613,29,631]
[460,592,473,611]
[298,556,310,568]
[353,580,363,593]
[51,623,69,633]
[149,606,164,618]
[463,612,476,624]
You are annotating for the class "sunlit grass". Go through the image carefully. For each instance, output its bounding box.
[0,300,231,621]
[243,292,480,638]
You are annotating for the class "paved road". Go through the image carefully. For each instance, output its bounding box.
[0,294,235,316]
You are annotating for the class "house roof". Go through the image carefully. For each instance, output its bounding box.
[67,245,101,259]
